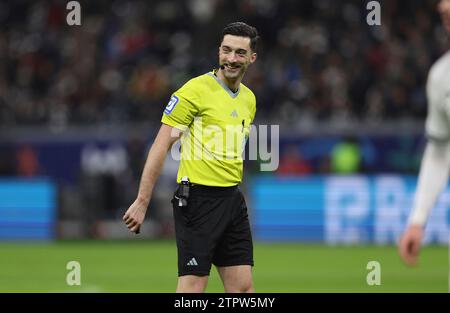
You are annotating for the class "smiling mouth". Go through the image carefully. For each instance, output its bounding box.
[223,64,241,72]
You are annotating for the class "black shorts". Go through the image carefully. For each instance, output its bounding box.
[171,184,254,276]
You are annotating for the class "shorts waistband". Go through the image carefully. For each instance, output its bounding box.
[185,184,239,197]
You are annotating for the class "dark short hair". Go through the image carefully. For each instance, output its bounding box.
[221,22,259,52]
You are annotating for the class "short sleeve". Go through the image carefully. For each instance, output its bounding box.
[161,80,199,130]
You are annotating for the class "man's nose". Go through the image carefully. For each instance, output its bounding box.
[227,52,237,63]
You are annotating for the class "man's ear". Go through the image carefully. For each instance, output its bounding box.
[250,52,257,64]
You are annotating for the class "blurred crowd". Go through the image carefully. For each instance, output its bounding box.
[0,0,448,128]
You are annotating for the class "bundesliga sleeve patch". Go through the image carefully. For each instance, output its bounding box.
[164,95,179,115]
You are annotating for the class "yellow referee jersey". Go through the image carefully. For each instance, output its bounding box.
[161,70,256,186]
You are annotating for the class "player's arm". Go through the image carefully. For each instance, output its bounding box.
[409,139,450,226]
[123,123,182,233]
[399,139,450,265]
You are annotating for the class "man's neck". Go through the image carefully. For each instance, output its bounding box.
[216,69,242,93]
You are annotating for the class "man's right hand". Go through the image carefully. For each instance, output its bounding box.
[123,198,148,234]
[398,224,424,267]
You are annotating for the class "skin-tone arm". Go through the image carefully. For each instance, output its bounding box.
[123,124,181,233]
[398,140,450,266]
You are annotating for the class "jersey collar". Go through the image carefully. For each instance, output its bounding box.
[207,71,240,98]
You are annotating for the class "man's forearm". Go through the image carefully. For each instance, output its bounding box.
[136,126,178,205]
[136,142,168,205]
[409,140,450,226]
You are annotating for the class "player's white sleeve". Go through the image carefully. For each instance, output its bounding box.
[408,140,450,226]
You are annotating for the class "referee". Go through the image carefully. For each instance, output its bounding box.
[123,22,259,293]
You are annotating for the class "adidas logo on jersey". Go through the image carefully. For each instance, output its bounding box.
[230,110,238,118]
[187,257,198,266]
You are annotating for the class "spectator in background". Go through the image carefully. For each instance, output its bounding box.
[16,145,40,177]
[330,136,362,174]
[277,145,312,176]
